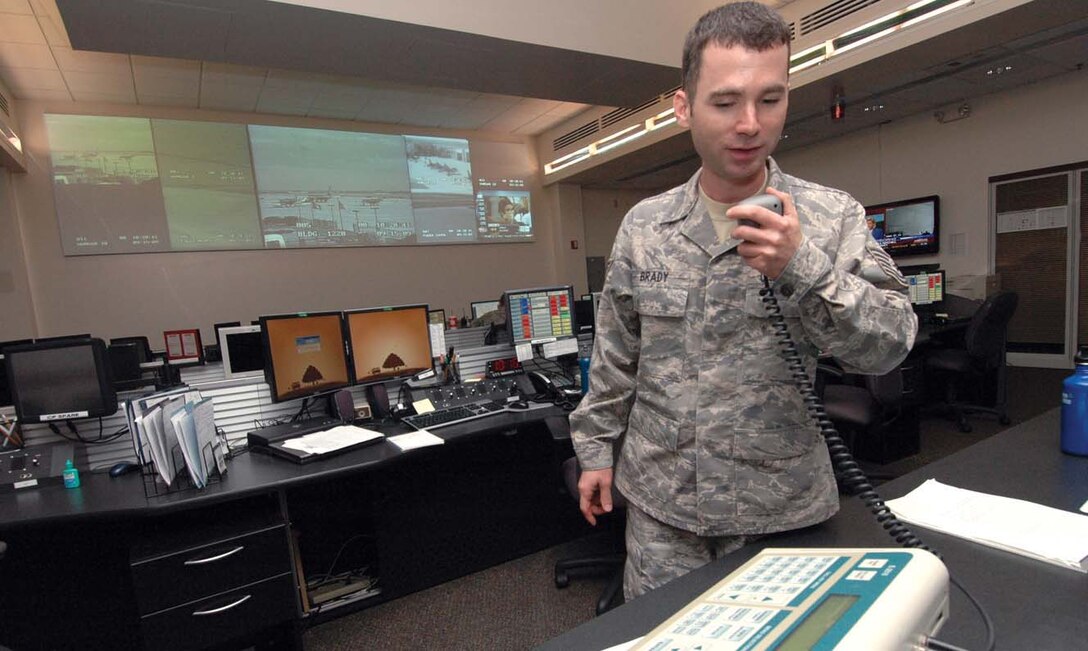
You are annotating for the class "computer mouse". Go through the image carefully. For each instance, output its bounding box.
[508,400,530,410]
[109,461,140,478]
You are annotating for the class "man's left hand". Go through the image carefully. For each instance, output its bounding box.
[729,187,801,280]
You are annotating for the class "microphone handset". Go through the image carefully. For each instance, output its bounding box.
[737,194,930,551]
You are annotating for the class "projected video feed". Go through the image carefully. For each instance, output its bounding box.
[406,136,476,243]
[250,126,415,247]
[152,120,263,250]
[45,115,168,253]
[44,114,536,255]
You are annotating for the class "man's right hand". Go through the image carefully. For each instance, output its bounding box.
[578,467,614,526]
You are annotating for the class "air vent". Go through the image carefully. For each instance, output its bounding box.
[788,22,797,40]
[800,0,881,36]
[601,96,660,128]
[0,91,8,117]
[553,120,599,151]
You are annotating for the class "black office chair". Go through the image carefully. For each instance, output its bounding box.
[924,291,1018,432]
[553,456,626,615]
[819,364,905,478]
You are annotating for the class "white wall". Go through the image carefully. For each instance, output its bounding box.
[0,170,36,339]
[776,69,1088,282]
[7,100,572,344]
[581,188,654,258]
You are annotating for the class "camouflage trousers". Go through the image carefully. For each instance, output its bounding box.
[624,502,751,601]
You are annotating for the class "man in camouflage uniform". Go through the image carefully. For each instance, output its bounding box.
[569,2,917,601]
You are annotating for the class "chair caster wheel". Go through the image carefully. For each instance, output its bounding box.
[555,572,570,588]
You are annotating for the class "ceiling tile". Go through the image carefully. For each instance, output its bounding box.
[51,45,129,74]
[35,12,69,47]
[132,56,200,100]
[202,62,267,86]
[198,84,261,112]
[138,93,198,108]
[0,13,47,44]
[0,64,65,91]
[69,89,136,104]
[0,41,54,68]
[61,69,133,94]
[0,0,32,15]
[11,86,69,101]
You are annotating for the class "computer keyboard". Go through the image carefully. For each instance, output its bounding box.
[401,400,507,431]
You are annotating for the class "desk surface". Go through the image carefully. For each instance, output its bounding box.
[0,403,564,530]
[538,408,1088,651]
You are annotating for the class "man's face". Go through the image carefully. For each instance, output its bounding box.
[674,42,789,196]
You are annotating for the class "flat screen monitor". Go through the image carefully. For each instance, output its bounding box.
[107,341,151,391]
[0,339,35,408]
[220,325,265,380]
[213,321,242,352]
[259,312,351,403]
[428,309,447,327]
[574,298,595,335]
[4,338,118,423]
[505,286,576,346]
[865,195,939,258]
[906,269,945,308]
[471,300,500,319]
[110,336,153,361]
[345,304,434,386]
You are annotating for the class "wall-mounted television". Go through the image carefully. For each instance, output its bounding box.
[864,195,939,258]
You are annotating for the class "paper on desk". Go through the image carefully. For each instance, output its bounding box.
[429,323,446,359]
[886,479,1088,572]
[170,404,205,488]
[388,430,444,451]
[281,425,384,456]
[412,398,435,415]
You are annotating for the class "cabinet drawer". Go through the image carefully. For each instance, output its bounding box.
[132,524,291,615]
[140,572,297,651]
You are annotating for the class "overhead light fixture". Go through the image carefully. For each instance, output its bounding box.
[545,0,974,176]
[986,65,1013,76]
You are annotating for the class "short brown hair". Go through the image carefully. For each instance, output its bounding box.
[681,2,792,96]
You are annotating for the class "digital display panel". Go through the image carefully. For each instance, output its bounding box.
[506,286,575,345]
[43,114,535,255]
[865,195,939,258]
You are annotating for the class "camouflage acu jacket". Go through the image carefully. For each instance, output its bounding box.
[569,159,917,536]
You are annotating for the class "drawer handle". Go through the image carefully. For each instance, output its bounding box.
[192,594,251,616]
[183,545,245,566]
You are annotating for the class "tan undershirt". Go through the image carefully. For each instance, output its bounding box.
[699,170,769,244]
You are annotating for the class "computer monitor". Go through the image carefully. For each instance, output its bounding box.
[219,325,265,380]
[471,300,500,320]
[0,339,35,408]
[865,195,939,258]
[107,341,151,392]
[109,336,154,361]
[574,298,595,335]
[213,321,242,353]
[259,312,352,403]
[905,269,945,308]
[4,338,118,423]
[344,304,434,386]
[505,286,576,346]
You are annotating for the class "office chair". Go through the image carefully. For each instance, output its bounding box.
[924,291,1019,433]
[553,456,626,615]
[819,364,905,477]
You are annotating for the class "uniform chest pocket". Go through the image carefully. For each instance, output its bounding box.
[635,278,690,362]
[743,285,801,318]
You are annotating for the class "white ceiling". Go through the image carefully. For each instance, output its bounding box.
[0,0,593,135]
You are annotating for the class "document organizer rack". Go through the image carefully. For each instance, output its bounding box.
[139,432,229,499]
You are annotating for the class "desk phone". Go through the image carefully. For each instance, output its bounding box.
[634,548,948,651]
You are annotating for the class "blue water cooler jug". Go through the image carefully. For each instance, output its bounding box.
[1060,345,1088,456]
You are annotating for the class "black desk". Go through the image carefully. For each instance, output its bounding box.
[0,405,581,650]
[538,408,1088,651]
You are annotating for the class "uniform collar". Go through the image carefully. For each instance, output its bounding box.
[661,157,785,225]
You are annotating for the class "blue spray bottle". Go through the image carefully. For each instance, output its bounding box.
[1060,345,1088,456]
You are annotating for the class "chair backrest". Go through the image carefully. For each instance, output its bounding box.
[864,366,903,413]
[964,291,1018,365]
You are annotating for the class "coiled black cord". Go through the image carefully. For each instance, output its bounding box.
[758,277,931,550]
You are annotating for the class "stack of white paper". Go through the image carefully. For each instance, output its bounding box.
[885,479,1088,572]
[281,425,384,456]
